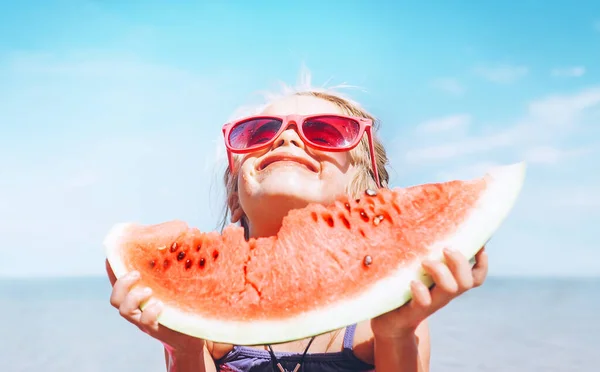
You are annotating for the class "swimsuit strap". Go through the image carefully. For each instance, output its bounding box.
[267,336,316,372]
[342,324,357,350]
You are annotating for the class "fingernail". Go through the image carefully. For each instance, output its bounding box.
[444,248,457,255]
[147,298,161,307]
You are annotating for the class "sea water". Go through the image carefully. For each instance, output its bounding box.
[0,277,598,372]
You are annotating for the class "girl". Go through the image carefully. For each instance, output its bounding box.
[107,85,489,372]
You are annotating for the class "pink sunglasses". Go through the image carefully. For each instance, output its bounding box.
[222,114,381,187]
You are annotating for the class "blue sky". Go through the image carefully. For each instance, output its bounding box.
[1,1,599,278]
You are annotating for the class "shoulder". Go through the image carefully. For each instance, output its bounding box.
[352,319,431,365]
[207,341,234,361]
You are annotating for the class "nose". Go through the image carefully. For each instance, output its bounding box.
[272,123,305,149]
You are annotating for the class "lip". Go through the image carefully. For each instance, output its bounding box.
[258,152,319,173]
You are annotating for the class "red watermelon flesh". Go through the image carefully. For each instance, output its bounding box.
[104,162,526,345]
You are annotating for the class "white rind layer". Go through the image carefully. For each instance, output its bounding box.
[104,162,526,345]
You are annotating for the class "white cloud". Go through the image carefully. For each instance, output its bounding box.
[431,77,465,96]
[523,146,563,165]
[551,66,586,78]
[550,188,600,209]
[474,64,529,84]
[515,183,600,222]
[527,87,600,126]
[523,146,594,165]
[402,86,600,165]
[404,125,524,163]
[435,161,500,181]
[414,114,471,135]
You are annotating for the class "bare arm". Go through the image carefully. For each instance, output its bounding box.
[371,247,488,372]
[105,260,216,372]
[373,321,430,372]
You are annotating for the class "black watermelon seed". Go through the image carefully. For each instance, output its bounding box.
[344,202,351,211]
[185,259,192,270]
[363,255,373,266]
[163,259,170,269]
[199,258,206,268]
[324,215,334,227]
[212,250,219,260]
[149,260,156,268]
[339,214,351,229]
[177,251,186,261]
[170,242,178,252]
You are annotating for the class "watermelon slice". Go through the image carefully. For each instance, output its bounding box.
[104,162,526,345]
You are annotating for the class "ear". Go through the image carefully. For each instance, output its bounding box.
[228,191,244,223]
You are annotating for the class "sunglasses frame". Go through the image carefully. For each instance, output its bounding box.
[221,114,381,187]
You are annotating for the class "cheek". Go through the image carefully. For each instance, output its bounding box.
[238,160,258,193]
[320,152,356,186]
[236,172,254,215]
[334,151,353,168]
[320,151,353,174]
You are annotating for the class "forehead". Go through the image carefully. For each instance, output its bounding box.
[260,95,344,116]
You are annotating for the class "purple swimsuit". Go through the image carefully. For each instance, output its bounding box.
[215,324,375,372]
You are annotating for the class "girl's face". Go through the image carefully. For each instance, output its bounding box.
[235,95,358,235]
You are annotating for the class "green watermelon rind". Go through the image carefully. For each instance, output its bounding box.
[104,162,526,346]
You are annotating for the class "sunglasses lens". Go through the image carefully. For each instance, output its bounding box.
[228,118,283,150]
[303,116,361,148]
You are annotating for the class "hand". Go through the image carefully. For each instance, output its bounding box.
[106,260,206,353]
[371,247,489,338]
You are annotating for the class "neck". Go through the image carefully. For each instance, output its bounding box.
[247,217,283,239]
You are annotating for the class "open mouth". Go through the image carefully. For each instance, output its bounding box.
[258,155,318,173]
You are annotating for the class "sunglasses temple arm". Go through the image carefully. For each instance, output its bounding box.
[366,128,381,188]
[227,151,235,174]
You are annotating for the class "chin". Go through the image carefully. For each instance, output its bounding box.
[255,172,326,206]
[240,167,333,215]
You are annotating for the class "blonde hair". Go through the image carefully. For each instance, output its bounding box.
[218,80,390,236]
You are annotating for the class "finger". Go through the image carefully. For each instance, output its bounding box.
[422,260,459,295]
[109,271,140,309]
[443,248,474,292]
[409,280,432,309]
[106,259,117,287]
[139,299,164,333]
[119,287,152,324]
[472,248,489,287]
